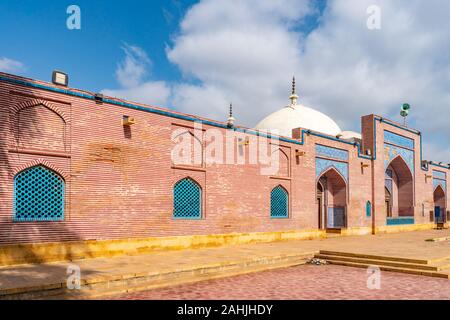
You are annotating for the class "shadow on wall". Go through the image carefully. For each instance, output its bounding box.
[0,80,98,298]
[0,217,101,299]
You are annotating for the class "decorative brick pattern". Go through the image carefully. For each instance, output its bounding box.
[10,99,69,124]
[384,130,414,149]
[433,170,446,180]
[315,144,349,161]
[384,144,414,173]
[433,170,447,193]
[433,179,446,192]
[11,158,69,180]
[315,158,348,181]
[110,264,450,300]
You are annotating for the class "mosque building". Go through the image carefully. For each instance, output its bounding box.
[0,71,447,261]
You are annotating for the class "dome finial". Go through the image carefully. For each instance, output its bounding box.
[292,76,296,95]
[289,76,299,106]
[227,103,235,128]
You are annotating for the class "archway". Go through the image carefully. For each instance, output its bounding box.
[385,156,414,218]
[433,185,446,223]
[316,181,324,229]
[384,187,392,217]
[317,168,347,229]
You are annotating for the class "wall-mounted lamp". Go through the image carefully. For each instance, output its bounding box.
[52,70,69,87]
[94,93,104,102]
[238,138,249,146]
[361,162,370,168]
[122,115,136,126]
[295,150,306,157]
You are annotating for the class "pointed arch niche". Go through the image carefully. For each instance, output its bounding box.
[171,127,203,167]
[432,170,447,223]
[316,167,348,229]
[385,156,414,220]
[12,99,69,152]
[315,144,349,229]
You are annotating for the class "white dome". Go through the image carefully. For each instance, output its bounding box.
[255,103,342,138]
[339,131,362,140]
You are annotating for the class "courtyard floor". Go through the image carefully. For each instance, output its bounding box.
[107,264,450,300]
[1,228,450,299]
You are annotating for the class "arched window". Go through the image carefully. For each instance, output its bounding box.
[366,201,372,218]
[271,185,289,218]
[14,165,65,221]
[173,178,202,219]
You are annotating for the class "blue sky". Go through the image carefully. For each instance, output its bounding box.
[1,0,450,162]
[0,0,198,90]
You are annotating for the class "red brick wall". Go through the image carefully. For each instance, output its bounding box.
[0,73,445,245]
[370,115,448,226]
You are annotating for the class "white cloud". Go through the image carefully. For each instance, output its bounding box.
[102,81,171,107]
[165,0,450,162]
[103,0,450,162]
[0,57,26,73]
[423,141,450,165]
[295,0,450,161]
[102,43,171,107]
[115,43,151,88]
[166,0,315,123]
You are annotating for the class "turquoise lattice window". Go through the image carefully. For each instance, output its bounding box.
[271,185,289,218]
[14,165,65,221]
[173,178,202,219]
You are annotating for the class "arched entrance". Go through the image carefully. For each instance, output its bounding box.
[317,181,324,229]
[433,185,446,224]
[385,156,414,218]
[316,168,347,229]
[385,187,392,217]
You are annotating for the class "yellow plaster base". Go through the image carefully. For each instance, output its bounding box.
[340,227,372,236]
[375,223,435,234]
[0,229,326,266]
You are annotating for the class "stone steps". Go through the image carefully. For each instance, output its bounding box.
[315,254,448,271]
[0,252,315,300]
[315,251,450,279]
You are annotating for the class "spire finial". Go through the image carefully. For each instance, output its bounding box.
[227,102,235,128]
[289,76,299,106]
[292,76,296,95]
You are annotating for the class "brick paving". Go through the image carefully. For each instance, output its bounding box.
[1,229,450,297]
[109,264,450,300]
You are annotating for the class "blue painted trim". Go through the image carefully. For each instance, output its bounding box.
[374,117,448,172]
[386,217,415,225]
[429,162,450,170]
[315,144,349,161]
[433,170,446,180]
[172,216,202,220]
[1,75,447,170]
[0,75,372,157]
